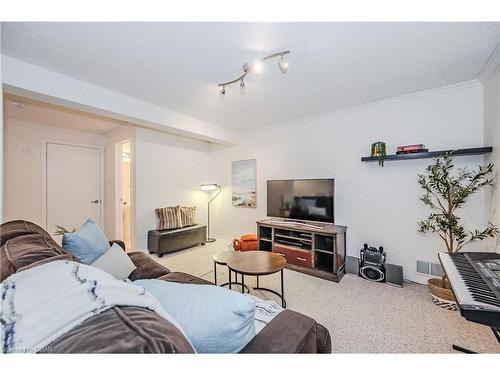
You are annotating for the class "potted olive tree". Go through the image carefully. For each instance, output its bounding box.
[418,154,498,308]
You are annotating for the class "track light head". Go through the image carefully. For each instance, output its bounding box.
[278,54,289,74]
[240,79,245,94]
[252,61,263,74]
[220,86,226,96]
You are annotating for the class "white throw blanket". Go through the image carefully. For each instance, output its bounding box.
[0,260,186,353]
[252,296,284,334]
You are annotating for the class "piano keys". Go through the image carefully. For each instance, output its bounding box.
[438,252,500,328]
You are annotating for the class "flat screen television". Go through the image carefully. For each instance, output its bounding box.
[267,179,334,223]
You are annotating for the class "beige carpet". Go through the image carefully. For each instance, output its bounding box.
[148,240,500,353]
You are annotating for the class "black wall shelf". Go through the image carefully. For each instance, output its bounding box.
[361,147,492,163]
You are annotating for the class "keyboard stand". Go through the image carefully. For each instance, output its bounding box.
[491,326,500,343]
[452,345,477,354]
[451,327,499,354]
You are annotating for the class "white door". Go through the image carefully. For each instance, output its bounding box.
[46,143,102,236]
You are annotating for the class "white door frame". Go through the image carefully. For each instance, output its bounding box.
[41,140,105,230]
[114,138,133,247]
[114,141,124,240]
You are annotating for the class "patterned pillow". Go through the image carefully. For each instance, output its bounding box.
[180,207,197,227]
[156,206,183,230]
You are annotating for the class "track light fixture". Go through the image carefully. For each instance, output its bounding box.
[217,50,290,95]
[278,53,289,74]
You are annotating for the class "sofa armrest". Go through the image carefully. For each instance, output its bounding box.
[109,240,126,251]
[128,251,171,280]
[240,310,331,354]
[159,272,213,285]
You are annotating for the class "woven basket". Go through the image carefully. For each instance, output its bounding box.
[428,278,457,310]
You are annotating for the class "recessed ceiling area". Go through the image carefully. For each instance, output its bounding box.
[2,22,500,131]
[3,94,126,135]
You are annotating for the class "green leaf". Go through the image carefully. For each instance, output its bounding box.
[417,154,498,252]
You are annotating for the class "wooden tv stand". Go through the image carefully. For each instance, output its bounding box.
[256,218,347,282]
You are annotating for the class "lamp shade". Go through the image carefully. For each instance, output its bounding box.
[278,59,289,74]
[201,184,220,191]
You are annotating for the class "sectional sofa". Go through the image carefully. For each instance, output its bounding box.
[0,220,331,353]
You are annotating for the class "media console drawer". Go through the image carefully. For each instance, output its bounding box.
[273,245,313,268]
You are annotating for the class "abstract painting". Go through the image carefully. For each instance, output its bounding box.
[232,159,257,208]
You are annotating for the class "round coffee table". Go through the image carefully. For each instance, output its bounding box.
[213,251,249,292]
[226,251,287,307]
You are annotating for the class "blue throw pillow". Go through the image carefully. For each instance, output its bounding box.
[62,219,110,264]
[132,279,256,353]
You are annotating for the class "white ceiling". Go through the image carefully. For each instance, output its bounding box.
[2,22,500,131]
[4,94,124,135]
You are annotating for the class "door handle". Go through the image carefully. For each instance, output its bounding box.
[90,200,100,204]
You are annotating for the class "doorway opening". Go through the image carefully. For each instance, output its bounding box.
[116,140,132,249]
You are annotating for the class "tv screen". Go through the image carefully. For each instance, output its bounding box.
[267,179,334,223]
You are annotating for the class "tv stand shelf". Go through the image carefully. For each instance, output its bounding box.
[257,218,347,282]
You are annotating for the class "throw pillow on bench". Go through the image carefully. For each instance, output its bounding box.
[155,206,197,230]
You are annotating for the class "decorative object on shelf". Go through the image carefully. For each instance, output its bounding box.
[359,243,386,282]
[396,144,428,155]
[361,146,493,163]
[232,159,257,208]
[218,50,290,96]
[370,141,386,167]
[201,184,222,243]
[417,154,499,309]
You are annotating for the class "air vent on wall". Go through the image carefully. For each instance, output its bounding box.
[416,260,430,274]
[430,262,444,277]
[416,260,444,277]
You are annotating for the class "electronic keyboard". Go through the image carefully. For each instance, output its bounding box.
[438,252,500,328]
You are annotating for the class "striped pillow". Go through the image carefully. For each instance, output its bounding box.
[180,206,197,227]
[155,206,183,230]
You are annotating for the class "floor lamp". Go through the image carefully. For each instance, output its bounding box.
[201,183,221,243]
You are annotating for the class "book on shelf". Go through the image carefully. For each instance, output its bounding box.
[397,144,426,152]
[395,148,429,155]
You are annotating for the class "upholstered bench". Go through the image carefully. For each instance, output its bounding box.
[148,225,207,257]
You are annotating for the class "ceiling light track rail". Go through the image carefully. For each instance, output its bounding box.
[218,50,290,95]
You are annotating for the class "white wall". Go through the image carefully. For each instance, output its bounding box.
[3,120,106,230]
[133,127,211,251]
[104,125,133,241]
[2,56,239,145]
[209,82,486,283]
[3,117,213,252]
[483,65,500,253]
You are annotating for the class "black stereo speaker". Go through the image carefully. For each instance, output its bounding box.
[386,263,403,287]
[359,265,385,282]
[359,244,386,282]
[346,256,360,275]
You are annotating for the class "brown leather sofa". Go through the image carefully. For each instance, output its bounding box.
[0,220,331,353]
